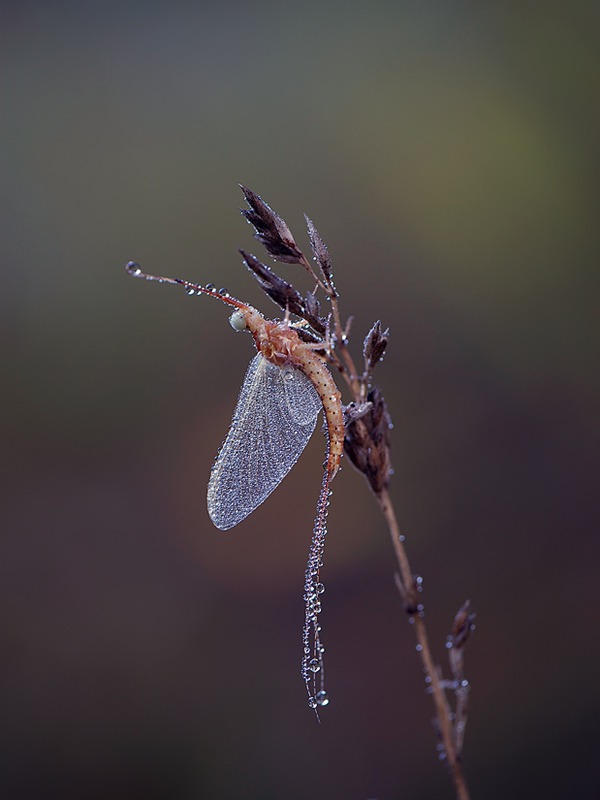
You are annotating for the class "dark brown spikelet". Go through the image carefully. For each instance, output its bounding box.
[302,290,328,335]
[240,250,327,336]
[305,215,336,294]
[450,600,476,653]
[240,185,304,264]
[344,385,393,495]
[240,250,305,314]
[363,321,389,373]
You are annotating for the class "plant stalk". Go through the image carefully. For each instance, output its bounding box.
[377,488,471,800]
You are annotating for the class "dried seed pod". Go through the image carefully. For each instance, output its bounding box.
[344,386,393,495]
[363,320,389,372]
[302,290,327,334]
[450,600,476,651]
[240,251,327,336]
[240,185,304,264]
[305,215,336,293]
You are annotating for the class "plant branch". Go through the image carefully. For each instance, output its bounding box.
[378,489,470,800]
[239,186,473,800]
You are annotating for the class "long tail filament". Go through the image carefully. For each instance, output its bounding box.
[301,462,334,716]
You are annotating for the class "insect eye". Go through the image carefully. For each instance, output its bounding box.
[229,310,248,332]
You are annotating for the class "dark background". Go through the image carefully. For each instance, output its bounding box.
[2,2,599,798]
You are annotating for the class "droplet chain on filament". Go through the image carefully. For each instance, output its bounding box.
[302,469,333,711]
[126,260,344,714]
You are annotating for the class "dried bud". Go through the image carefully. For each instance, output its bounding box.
[240,250,304,313]
[302,290,327,333]
[450,600,476,651]
[343,416,369,475]
[304,215,336,293]
[240,251,326,336]
[363,321,389,372]
[240,185,304,264]
[344,385,393,495]
[304,290,320,319]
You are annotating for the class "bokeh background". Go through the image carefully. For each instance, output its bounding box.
[2,1,599,798]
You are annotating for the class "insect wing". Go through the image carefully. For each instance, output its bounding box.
[207,353,322,530]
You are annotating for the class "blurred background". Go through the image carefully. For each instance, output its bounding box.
[2,1,599,798]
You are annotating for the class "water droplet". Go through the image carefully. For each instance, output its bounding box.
[219,288,228,296]
[185,287,195,295]
[415,644,423,652]
[399,534,405,542]
[445,640,453,650]
[461,679,469,688]
[316,583,325,594]
[317,644,325,653]
[424,675,432,684]
[308,658,320,673]
[308,696,318,709]
[316,690,329,706]
[205,283,215,290]
[229,310,247,331]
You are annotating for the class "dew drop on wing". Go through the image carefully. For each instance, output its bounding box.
[207,354,322,530]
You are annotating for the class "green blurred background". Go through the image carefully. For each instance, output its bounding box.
[2,1,599,798]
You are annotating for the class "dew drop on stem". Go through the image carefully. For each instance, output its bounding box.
[316,690,329,707]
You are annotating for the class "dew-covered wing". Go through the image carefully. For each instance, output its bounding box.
[207,353,322,530]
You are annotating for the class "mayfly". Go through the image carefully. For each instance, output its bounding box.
[125,260,344,711]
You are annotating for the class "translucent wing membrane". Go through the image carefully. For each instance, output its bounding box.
[207,354,322,530]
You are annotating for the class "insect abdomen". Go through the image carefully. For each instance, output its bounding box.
[297,352,344,478]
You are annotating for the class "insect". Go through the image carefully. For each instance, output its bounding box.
[126,260,344,711]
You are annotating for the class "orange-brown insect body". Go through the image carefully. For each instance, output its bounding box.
[240,307,344,481]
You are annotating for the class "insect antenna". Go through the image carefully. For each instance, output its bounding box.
[125,261,248,310]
